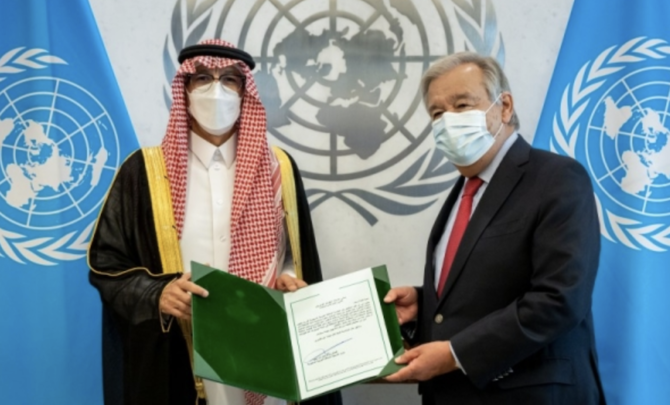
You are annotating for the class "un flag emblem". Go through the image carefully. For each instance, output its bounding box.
[587,67,670,217]
[549,37,670,252]
[0,50,121,265]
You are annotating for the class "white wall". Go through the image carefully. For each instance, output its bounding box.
[89,1,574,403]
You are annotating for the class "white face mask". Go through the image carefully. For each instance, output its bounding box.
[432,95,503,166]
[188,82,241,136]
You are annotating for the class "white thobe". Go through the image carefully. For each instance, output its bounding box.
[180,132,288,405]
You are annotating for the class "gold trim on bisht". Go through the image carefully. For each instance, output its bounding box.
[142,147,184,276]
[273,146,302,281]
[88,151,163,280]
[142,146,207,404]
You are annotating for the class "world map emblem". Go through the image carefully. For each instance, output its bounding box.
[164,0,504,224]
[0,48,121,265]
[549,37,670,252]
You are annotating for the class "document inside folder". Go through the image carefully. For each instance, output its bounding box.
[191,262,404,401]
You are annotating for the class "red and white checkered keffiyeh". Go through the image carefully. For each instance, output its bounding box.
[163,39,284,404]
[162,39,283,287]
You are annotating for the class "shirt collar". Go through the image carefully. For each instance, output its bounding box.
[477,132,519,184]
[189,131,237,169]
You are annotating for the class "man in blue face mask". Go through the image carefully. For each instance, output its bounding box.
[384,52,606,405]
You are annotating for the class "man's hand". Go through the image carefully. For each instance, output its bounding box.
[159,273,209,321]
[276,273,308,292]
[385,341,457,382]
[384,286,418,325]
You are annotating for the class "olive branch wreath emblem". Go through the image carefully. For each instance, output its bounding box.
[0,48,95,265]
[549,37,670,252]
[162,0,503,225]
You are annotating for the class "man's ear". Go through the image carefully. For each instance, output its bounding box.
[501,92,514,124]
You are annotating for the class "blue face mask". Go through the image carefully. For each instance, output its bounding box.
[432,95,503,166]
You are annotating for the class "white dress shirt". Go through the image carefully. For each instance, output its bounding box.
[180,132,288,405]
[432,132,518,373]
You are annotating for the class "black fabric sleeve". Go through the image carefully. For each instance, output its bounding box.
[88,150,178,326]
[285,152,323,284]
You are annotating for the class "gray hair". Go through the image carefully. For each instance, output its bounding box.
[420,52,520,130]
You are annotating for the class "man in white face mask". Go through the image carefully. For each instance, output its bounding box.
[384,52,605,405]
[88,39,342,405]
[186,64,244,141]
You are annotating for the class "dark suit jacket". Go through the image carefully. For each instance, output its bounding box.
[416,136,606,405]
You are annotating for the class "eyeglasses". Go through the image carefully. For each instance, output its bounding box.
[186,72,245,93]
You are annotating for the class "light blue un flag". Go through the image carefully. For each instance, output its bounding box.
[0,0,138,403]
[535,1,670,403]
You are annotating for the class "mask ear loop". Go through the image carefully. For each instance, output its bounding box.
[484,93,503,114]
[486,93,505,139]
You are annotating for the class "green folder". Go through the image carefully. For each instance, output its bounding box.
[191,262,405,401]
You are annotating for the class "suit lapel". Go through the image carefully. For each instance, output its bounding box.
[437,137,531,306]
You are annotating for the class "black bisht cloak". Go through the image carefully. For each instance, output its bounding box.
[89,150,343,405]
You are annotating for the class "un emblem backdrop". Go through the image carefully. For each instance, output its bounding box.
[163,0,505,220]
[159,0,506,280]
